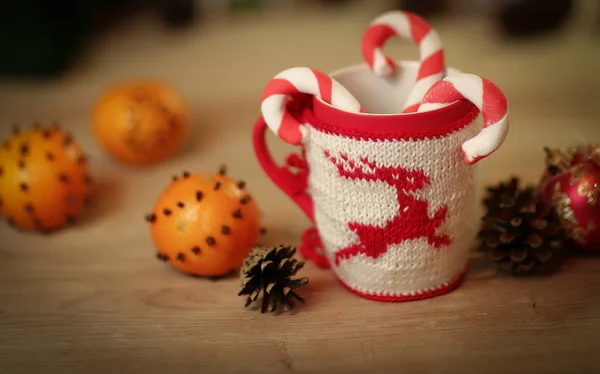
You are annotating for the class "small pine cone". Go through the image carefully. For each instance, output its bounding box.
[478,177,565,274]
[238,245,309,313]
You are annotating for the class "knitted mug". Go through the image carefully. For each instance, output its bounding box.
[253,60,507,301]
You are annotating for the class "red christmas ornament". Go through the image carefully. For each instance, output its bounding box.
[540,145,600,251]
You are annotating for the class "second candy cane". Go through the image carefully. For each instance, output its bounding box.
[362,10,446,113]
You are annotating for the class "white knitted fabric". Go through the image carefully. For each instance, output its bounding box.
[303,117,480,298]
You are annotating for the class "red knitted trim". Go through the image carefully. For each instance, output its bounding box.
[299,226,330,269]
[336,266,468,302]
[309,96,479,141]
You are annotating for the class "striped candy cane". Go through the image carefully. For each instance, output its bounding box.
[362,10,446,113]
[261,67,363,145]
[418,74,509,165]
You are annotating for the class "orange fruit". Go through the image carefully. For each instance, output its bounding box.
[92,80,190,165]
[146,169,262,277]
[0,124,92,232]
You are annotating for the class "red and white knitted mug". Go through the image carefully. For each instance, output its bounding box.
[253,61,509,301]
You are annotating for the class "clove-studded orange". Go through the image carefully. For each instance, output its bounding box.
[92,80,190,165]
[147,168,262,277]
[0,124,92,232]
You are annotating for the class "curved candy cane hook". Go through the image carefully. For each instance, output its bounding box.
[362,10,446,113]
[260,67,363,145]
[418,74,509,165]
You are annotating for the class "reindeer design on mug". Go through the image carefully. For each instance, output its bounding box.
[324,151,452,266]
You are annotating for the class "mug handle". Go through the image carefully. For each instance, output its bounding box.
[252,116,315,221]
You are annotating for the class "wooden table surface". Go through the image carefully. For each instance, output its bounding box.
[1,2,600,373]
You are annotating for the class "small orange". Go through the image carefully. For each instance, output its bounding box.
[92,80,190,165]
[0,124,92,232]
[146,168,262,277]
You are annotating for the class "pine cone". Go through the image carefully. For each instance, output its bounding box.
[478,177,565,274]
[238,245,309,313]
[482,177,520,212]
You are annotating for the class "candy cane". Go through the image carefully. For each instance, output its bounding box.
[362,10,446,113]
[261,67,363,145]
[418,74,509,165]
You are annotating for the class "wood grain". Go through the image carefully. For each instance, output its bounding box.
[1,1,600,373]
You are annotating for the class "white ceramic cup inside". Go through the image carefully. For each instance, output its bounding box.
[317,60,461,115]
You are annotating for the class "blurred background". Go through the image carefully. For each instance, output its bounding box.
[0,0,592,79]
[0,0,598,188]
[0,0,593,79]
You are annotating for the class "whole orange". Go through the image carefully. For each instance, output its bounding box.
[92,80,190,165]
[0,124,92,232]
[146,169,262,277]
